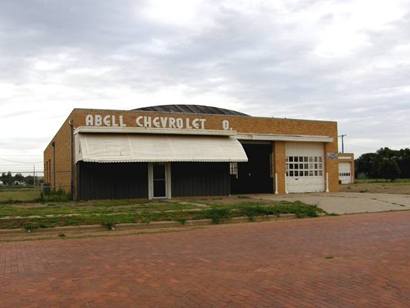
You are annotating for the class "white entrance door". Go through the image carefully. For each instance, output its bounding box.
[285,142,325,193]
[148,163,172,199]
[339,162,352,184]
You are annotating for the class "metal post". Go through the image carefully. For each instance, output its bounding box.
[339,134,347,153]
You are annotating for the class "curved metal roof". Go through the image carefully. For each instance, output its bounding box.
[132,104,249,116]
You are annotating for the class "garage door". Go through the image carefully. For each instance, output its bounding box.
[286,142,325,193]
[339,162,352,184]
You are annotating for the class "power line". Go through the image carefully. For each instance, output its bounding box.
[0,157,43,164]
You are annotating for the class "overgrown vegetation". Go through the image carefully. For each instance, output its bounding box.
[0,199,325,230]
[204,207,232,224]
[39,189,72,202]
[101,217,116,230]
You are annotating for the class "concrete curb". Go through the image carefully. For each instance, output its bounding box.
[0,214,297,241]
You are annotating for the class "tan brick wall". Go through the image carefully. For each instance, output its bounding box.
[273,141,287,194]
[43,116,73,194]
[44,108,340,196]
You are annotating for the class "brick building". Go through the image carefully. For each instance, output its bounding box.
[338,153,355,184]
[44,105,340,200]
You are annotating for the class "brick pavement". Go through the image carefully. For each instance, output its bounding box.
[1,212,410,307]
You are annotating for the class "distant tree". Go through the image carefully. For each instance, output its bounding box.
[14,173,24,182]
[355,153,379,178]
[398,148,410,178]
[376,159,401,181]
[376,147,397,159]
[25,175,34,185]
[2,172,13,186]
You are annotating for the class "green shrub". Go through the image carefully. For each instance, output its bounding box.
[40,189,71,202]
[101,217,116,230]
[175,218,187,225]
[138,211,154,224]
[239,205,269,221]
[205,207,231,224]
[23,222,40,232]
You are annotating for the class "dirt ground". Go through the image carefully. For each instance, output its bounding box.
[340,181,410,194]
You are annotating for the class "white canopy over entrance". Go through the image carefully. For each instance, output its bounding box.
[75,133,248,163]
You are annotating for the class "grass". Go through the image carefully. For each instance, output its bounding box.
[0,198,325,230]
[355,178,410,183]
[0,188,41,203]
[340,179,410,194]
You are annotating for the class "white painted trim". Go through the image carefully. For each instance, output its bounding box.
[148,162,171,200]
[237,133,333,143]
[148,163,153,200]
[338,156,353,160]
[166,163,172,199]
[275,173,278,194]
[326,172,329,192]
[74,126,237,136]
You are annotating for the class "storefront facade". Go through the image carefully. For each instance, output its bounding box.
[44,105,339,200]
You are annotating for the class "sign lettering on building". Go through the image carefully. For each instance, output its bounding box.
[85,114,231,130]
[85,114,127,127]
[135,116,206,129]
[326,152,338,160]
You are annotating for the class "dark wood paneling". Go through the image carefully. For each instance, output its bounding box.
[171,163,230,197]
[78,162,148,200]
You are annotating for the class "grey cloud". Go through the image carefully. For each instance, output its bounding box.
[0,0,409,161]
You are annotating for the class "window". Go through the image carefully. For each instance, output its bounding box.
[230,162,238,178]
[286,156,324,178]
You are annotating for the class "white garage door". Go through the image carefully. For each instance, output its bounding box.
[286,142,325,193]
[339,162,352,184]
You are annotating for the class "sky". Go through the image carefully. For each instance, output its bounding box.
[1,0,410,173]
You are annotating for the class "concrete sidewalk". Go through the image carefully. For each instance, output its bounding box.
[254,192,410,214]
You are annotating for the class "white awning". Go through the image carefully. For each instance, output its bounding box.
[75,134,248,163]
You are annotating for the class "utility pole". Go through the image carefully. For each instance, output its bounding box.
[33,164,36,187]
[339,134,347,153]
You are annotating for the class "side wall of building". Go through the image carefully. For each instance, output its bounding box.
[43,117,73,194]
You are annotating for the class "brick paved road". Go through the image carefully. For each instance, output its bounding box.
[1,212,410,307]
